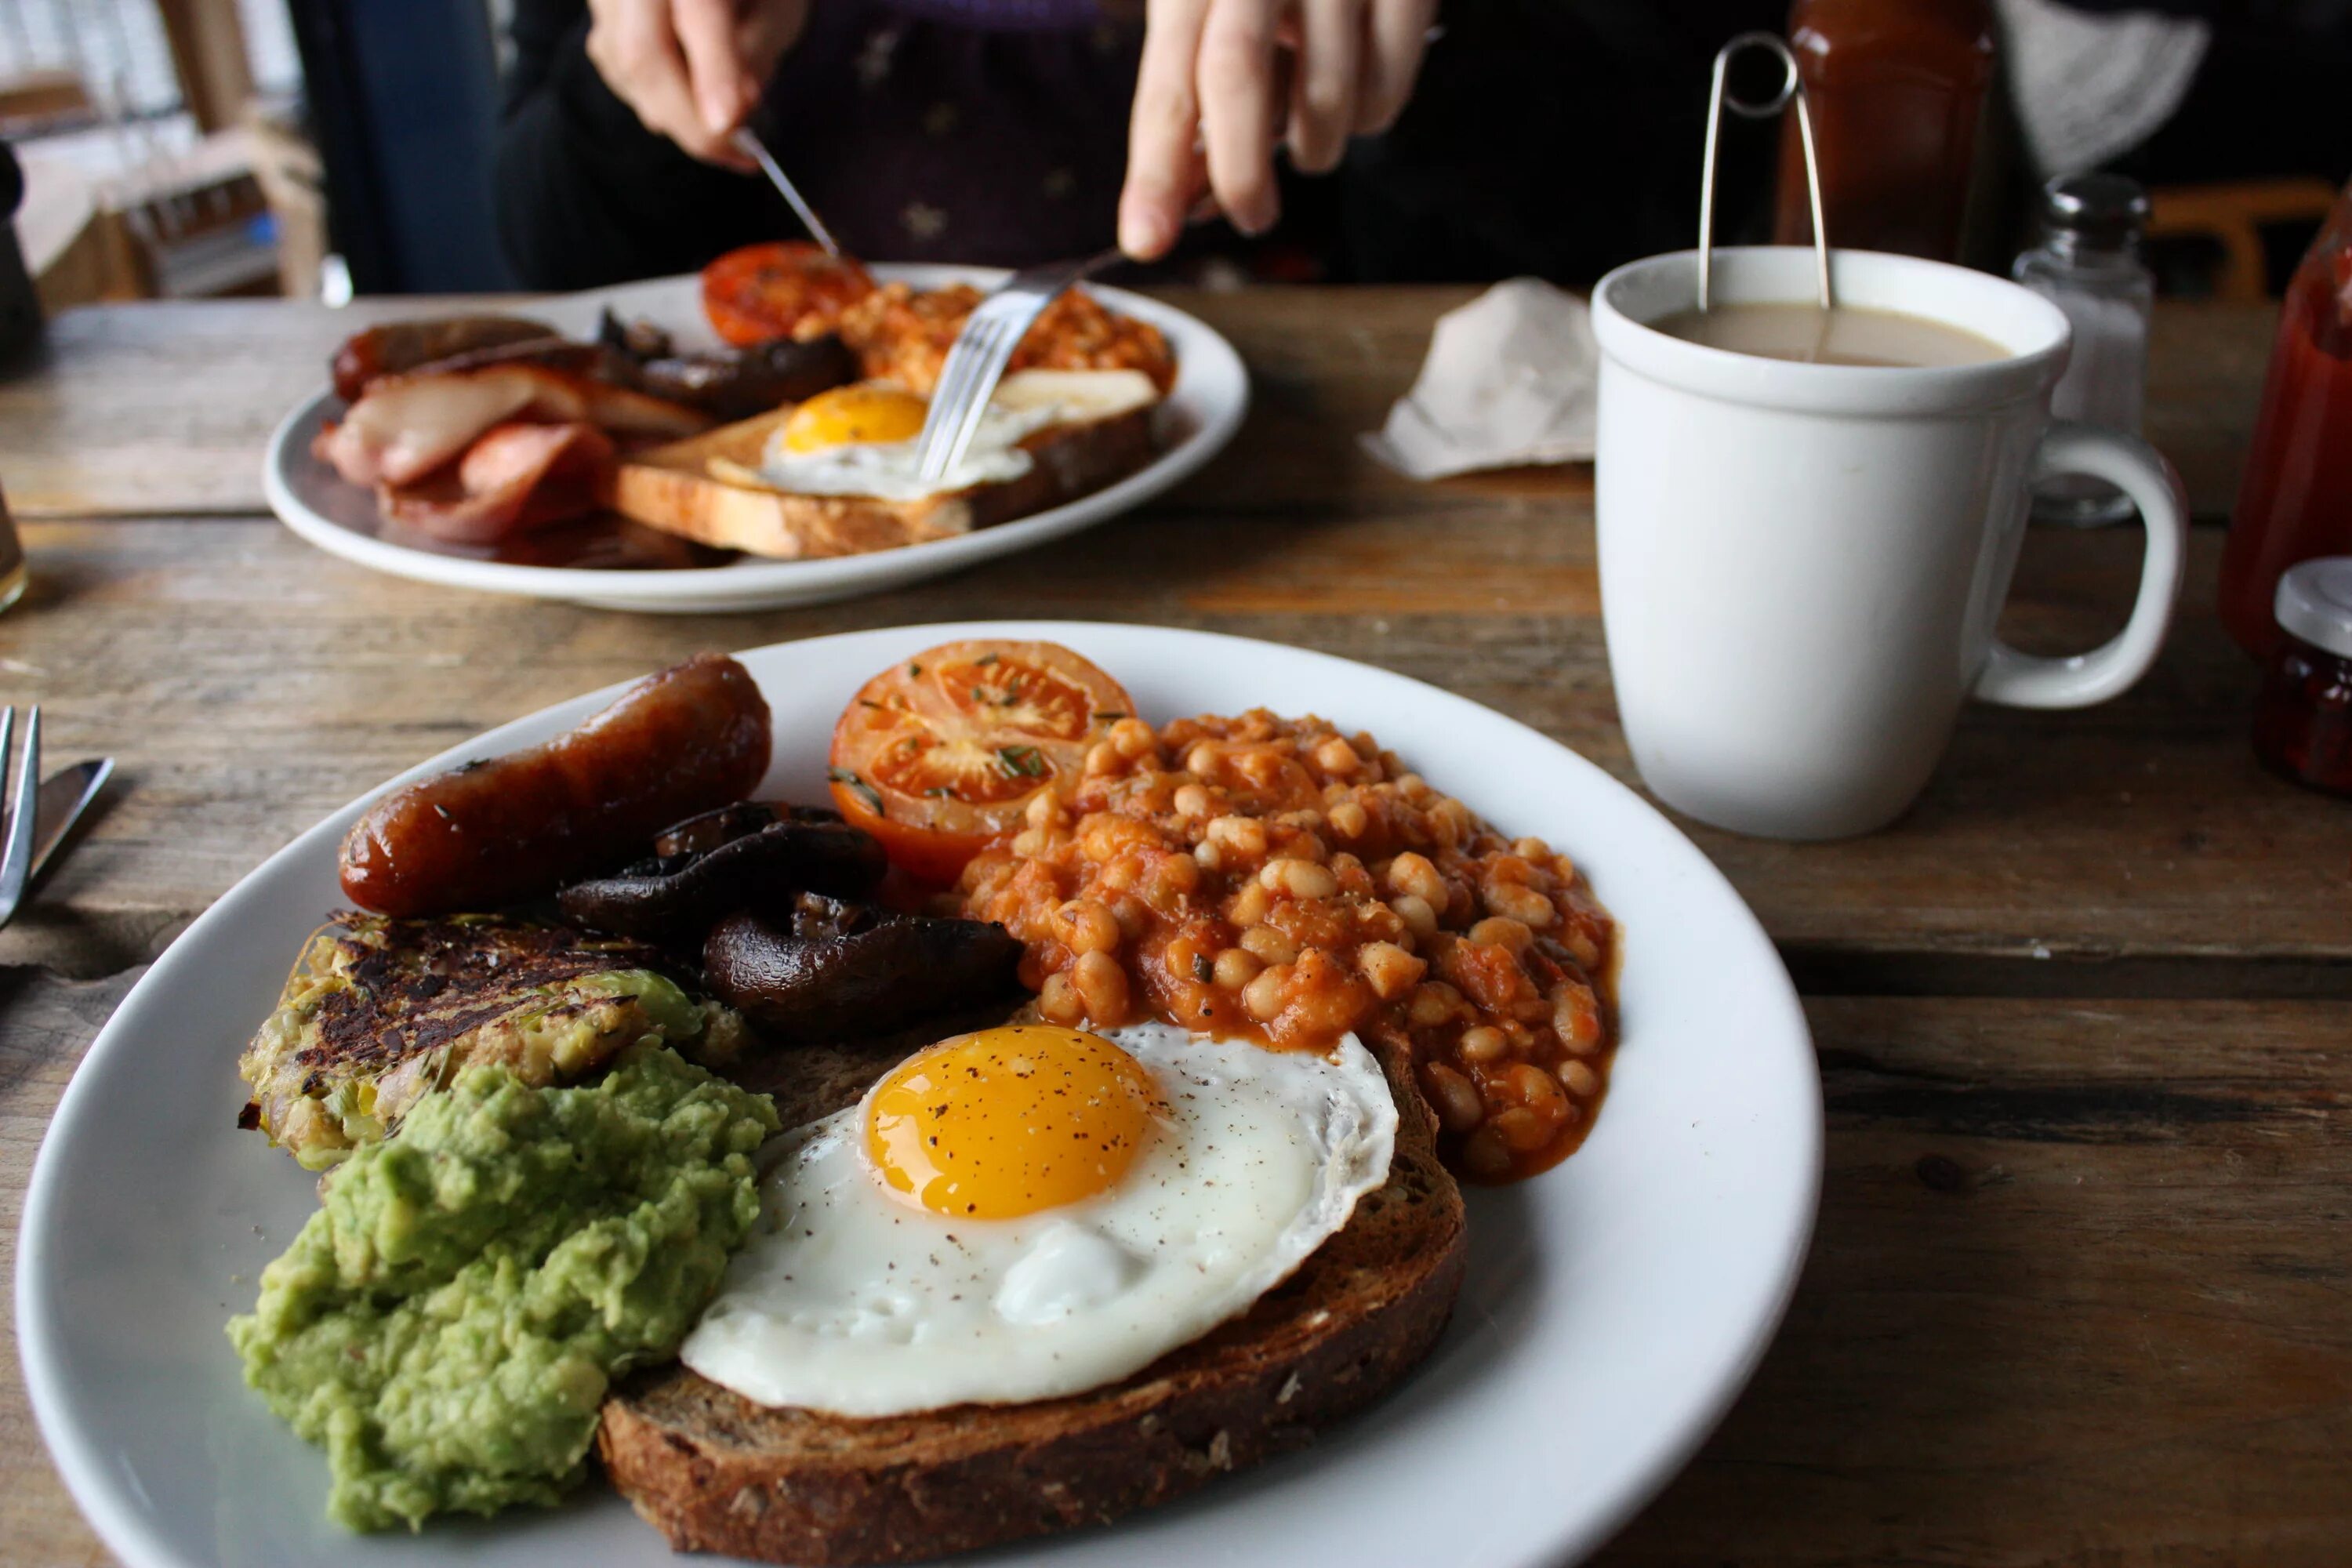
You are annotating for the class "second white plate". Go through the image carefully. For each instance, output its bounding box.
[263,269,1249,614]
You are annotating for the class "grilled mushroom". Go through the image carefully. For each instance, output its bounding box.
[702,906,1024,1042]
[556,808,886,943]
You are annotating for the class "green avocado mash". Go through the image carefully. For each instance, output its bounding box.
[227,1044,779,1531]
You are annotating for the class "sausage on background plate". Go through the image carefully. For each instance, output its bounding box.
[339,654,771,916]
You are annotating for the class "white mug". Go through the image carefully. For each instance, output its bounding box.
[1589,247,2187,840]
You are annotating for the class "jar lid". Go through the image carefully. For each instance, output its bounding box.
[2274,557,2352,659]
[2040,172,2150,248]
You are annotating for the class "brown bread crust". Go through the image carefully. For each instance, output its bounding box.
[598,1038,1467,1565]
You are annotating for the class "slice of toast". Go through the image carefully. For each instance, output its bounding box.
[597,1030,1468,1566]
[607,405,1156,561]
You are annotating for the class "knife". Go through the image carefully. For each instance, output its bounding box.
[731,127,845,259]
[30,758,112,886]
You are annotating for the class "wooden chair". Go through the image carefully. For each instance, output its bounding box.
[2146,178,2340,301]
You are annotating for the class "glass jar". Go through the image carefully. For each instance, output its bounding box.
[2218,180,2352,659]
[1773,0,1996,262]
[2250,557,2352,799]
[2014,173,2154,528]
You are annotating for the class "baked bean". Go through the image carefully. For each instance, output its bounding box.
[1240,924,1300,965]
[1357,941,1426,1001]
[1421,1063,1483,1133]
[1207,815,1269,859]
[1562,926,1602,971]
[1467,916,1533,955]
[1460,1126,1512,1179]
[1408,981,1463,1028]
[1025,792,1065,829]
[1513,836,1552,861]
[1326,799,1369,840]
[1490,1107,1551,1153]
[1072,949,1130,1022]
[1505,1063,1568,1120]
[1038,972,1083,1025]
[1242,966,1289,1022]
[1388,852,1446,907]
[1193,840,1223,872]
[1558,1059,1601,1098]
[1109,717,1156,760]
[1484,881,1557,927]
[1228,881,1272,927]
[1313,736,1360,777]
[1151,851,1201,898]
[1172,782,1212,819]
[1390,893,1439,939]
[1053,898,1120,955]
[1011,827,1048,857]
[1185,742,1220,775]
[1259,858,1339,900]
[1396,772,1432,804]
[1213,948,1262,989]
[1084,741,1120,776]
[1459,1025,1508,1063]
[1555,985,1604,1053]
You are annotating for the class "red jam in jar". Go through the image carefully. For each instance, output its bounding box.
[2219,182,2352,659]
[2251,557,2352,798]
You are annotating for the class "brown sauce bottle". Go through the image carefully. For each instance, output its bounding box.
[1773,0,1996,261]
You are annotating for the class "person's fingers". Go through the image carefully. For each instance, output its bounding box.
[737,0,811,83]
[673,0,755,135]
[1356,0,1434,134]
[1120,0,1212,259]
[1287,0,1359,174]
[586,0,745,163]
[1196,0,1282,234]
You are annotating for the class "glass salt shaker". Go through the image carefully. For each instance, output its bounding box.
[2014,172,2155,528]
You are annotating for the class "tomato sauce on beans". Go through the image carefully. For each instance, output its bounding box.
[956,709,1618,1182]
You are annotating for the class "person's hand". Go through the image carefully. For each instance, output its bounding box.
[586,0,811,167]
[1119,0,1436,260]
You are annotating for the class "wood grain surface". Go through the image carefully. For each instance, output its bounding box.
[2,285,2345,1566]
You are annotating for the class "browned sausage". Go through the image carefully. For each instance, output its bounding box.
[339,654,771,916]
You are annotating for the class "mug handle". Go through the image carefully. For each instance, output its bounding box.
[1973,422,2189,710]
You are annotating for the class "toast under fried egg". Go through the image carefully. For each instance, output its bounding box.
[597,1028,1466,1566]
[606,370,1162,562]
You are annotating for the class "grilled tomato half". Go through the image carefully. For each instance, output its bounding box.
[829,641,1134,884]
[702,241,876,346]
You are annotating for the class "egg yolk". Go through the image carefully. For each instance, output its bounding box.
[780,384,929,453]
[865,1026,1162,1220]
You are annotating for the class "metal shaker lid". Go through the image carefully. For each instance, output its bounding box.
[2039,172,2151,249]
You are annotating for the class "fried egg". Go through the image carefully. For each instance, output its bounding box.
[720,368,1159,503]
[679,1020,1396,1417]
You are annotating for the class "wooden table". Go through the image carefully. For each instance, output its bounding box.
[3,290,2347,1566]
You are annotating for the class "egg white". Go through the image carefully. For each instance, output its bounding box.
[680,1021,1397,1417]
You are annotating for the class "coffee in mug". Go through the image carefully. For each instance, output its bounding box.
[1649,303,2005,368]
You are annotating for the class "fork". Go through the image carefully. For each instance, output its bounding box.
[912,248,1129,484]
[0,706,41,930]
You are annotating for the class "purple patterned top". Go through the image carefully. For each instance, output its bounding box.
[753,0,1143,266]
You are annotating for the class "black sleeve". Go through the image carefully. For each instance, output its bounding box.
[492,0,776,289]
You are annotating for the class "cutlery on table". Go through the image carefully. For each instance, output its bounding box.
[0,705,114,931]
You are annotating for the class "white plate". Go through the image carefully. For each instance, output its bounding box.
[18,622,1820,1568]
[262,269,1249,614]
